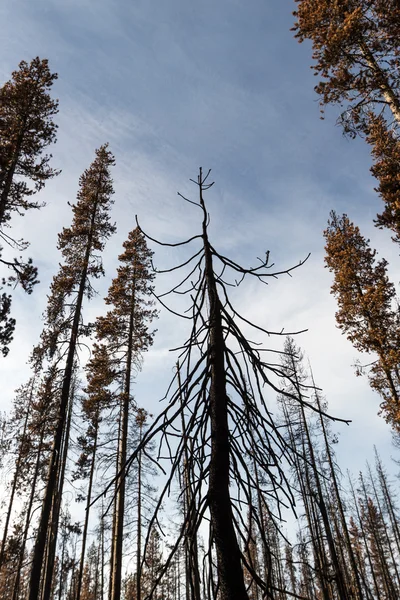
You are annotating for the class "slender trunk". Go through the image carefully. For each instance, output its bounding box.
[282,402,330,600]
[108,427,120,600]
[76,418,99,600]
[100,510,105,600]
[366,463,400,590]
[359,474,397,599]
[348,474,382,600]
[11,430,44,600]
[136,424,142,600]
[359,41,400,125]
[42,392,74,600]
[57,533,67,600]
[199,169,248,600]
[110,275,136,600]
[178,363,201,600]
[0,386,32,566]
[375,449,400,556]
[28,200,99,600]
[312,374,363,599]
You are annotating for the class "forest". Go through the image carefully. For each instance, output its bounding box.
[1,1,400,599]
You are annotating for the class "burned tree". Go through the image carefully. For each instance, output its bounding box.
[96,169,347,600]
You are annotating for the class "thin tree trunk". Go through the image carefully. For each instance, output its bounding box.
[366,463,400,590]
[289,352,347,600]
[11,430,44,600]
[375,448,400,556]
[178,363,201,600]
[312,370,364,599]
[359,41,400,124]
[136,422,142,600]
[348,474,382,600]
[0,380,33,566]
[110,275,136,600]
[41,388,75,600]
[282,401,330,600]
[76,418,99,600]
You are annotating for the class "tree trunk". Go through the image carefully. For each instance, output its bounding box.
[199,169,248,600]
[312,375,364,599]
[11,430,44,600]
[0,383,32,566]
[348,475,382,600]
[76,418,99,600]
[178,363,201,600]
[136,422,142,600]
[110,277,136,600]
[359,41,400,125]
[41,391,75,600]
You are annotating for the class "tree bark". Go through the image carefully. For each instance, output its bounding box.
[198,169,248,600]
[75,418,99,600]
[110,277,136,600]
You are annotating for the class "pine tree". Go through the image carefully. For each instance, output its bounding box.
[324,211,400,430]
[293,1,400,243]
[293,0,400,128]
[87,227,156,600]
[0,57,59,355]
[28,144,116,600]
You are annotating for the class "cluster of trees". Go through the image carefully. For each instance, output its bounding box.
[1,0,400,597]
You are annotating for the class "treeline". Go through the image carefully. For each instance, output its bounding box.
[1,330,399,600]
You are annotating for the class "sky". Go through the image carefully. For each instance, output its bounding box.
[1,0,399,492]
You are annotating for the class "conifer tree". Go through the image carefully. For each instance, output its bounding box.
[324,211,400,430]
[293,1,400,242]
[293,0,400,129]
[28,144,116,600]
[0,57,59,355]
[87,227,156,600]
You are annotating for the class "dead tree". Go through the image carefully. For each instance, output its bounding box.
[95,169,348,600]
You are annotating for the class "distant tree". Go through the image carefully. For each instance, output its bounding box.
[28,144,116,600]
[293,0,400,128]
[0,57,59,355]
[324,211,400,430]
[358,480,399,599]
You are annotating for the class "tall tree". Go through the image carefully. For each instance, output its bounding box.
[28,144,116,600]
[324,211,400,430]
[88,226,156,600]
[0,57,59,355]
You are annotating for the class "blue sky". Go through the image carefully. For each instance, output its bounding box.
[1,0,399,484]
